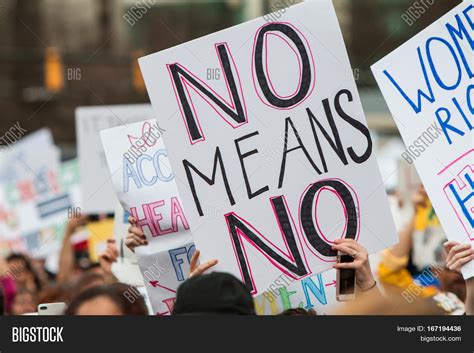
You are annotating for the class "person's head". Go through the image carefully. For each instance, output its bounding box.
[173,272,255,315]
[6,253,42,292]
[279,308,317,316]
[10,288,37,315]
[73,272,107,294]
[65,283,148,315]
[37,284,73,306]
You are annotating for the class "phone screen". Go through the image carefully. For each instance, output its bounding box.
[339,255,355,295]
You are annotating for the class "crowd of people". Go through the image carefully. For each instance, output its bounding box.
[0,186,472,316]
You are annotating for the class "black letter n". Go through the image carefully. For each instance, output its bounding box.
[167,43,247,144]
[225,196,308,294]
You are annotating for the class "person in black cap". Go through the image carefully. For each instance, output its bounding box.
[173,272,256,315]
[173,250,255,315]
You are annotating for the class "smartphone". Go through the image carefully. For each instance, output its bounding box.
[336,252,356,301]
[37,302,66,315]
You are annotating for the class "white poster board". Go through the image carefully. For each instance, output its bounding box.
[0,159,81,265]
[101,119,194,315]
[139,0,397,296]
[0,128,59,183]
[372,2,473,278]
[75,104,154,213]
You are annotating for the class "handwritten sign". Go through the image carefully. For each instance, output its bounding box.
[139,1,397,295]
[101,119,194,315]
[254,269,341,315]
[75,104,154,213]
[0,159,81,269]
[0,128,56,183]
[372,2,473,278]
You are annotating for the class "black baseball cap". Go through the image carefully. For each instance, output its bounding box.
[173,272,256,315]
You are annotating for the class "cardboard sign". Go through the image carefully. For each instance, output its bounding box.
[139,0,397,295]
[372,2,473,278]
[75,104,154,213]
[101,119,194,315]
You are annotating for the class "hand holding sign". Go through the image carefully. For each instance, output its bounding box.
[126,216,148,251]
[101,119,194,315]
[188,250,218,278]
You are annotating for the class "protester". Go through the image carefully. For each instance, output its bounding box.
[378,186,442,296]
[0,180,471,317]
[279,308,317,316]
[377,186,471,315]
[57,214,89,284]
[65,283,148,315]
[173,272,256,315]
[10,288,37,315]
[36,284,72,307]
[444,241,474,315]
[6,253,42,293]
[0,257,16,314]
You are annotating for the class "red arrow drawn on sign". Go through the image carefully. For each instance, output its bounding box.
[156,311,170,316]
[149,281,177,294]
[325,280,337,287]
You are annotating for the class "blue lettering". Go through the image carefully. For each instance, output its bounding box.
[426,36,462,91]
[435,107,465,145]
[446,6,474,79]
[383,46,435,114]
[123,156,142,192]
[301,274,327,309]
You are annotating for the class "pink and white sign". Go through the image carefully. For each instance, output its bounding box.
[139,0,397,296]
[101,119,194,314]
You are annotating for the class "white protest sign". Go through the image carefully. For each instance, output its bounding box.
[139,0,398,296]
[372,2,473,278]
[101,119,195,315]
[0,128,59,183]
[75,104,154,213]
[0,159,81,260]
